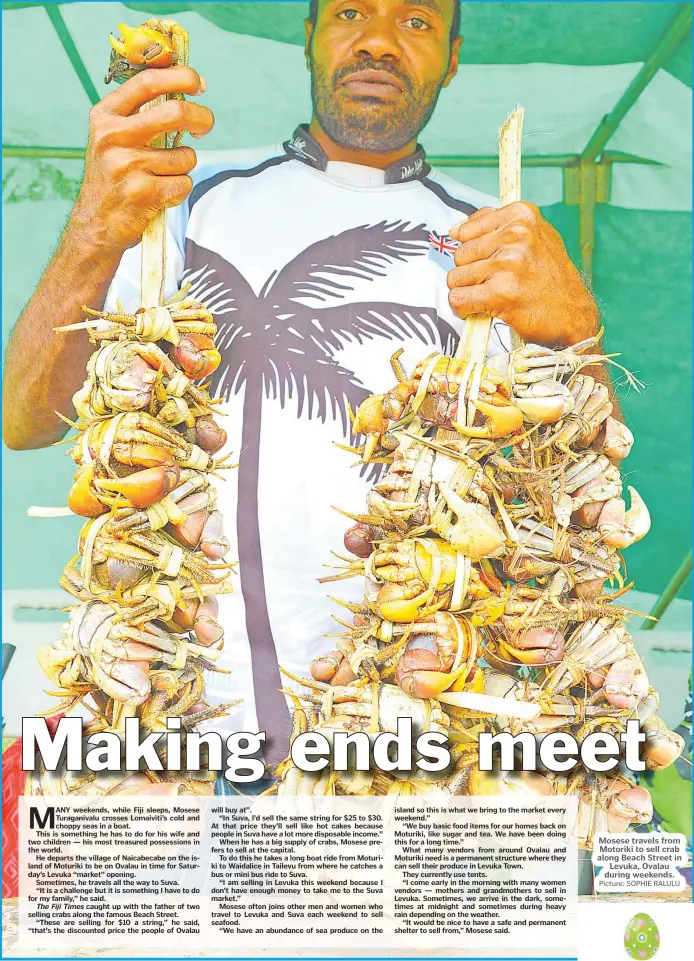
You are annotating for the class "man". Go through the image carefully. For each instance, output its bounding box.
[3,0,601,770]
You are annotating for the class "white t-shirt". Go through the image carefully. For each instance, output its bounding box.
[106,128,507,765]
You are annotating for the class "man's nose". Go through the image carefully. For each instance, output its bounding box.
[351,15,403,61]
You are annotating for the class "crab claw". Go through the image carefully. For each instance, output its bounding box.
[94,658,151,705]
[68,464,107,517]
[170,599,198,632]
[602,655,649,709]
[641,715,686,770]
[606,785,652,831]
[598,486,651,548]
[375,584,431,623]
[311,651,344,683]
[353,394,388,435]
[353,395,388,462]
[311,651,357,686]
[395,648,459,698]
[192,596,224,646]
[97,464,180,508]
[360,434,379,463]
[368,489,419,519]
[571,477,608,529]
[502,626,565,667]
[167,598,223,645]
[600,416,634,461]
[171,334,221,380]
[436,482,506,560]
[198,510,228,560]
[167,492,208,549]
[109,33,127,57]
[112,23,174,67]
[455,399,524,439]
[514,383,575,425]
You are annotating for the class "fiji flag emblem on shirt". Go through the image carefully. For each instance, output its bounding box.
[428,230,459,269]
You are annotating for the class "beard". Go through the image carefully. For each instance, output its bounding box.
[310,55,445,153]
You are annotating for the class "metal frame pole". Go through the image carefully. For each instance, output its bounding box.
[577,163,598,286]
[581,3,692,165]
[642,550,692,630]
[576,3,692,283]
[1,146,663,165]
[43,2,100,106]
[2,145,87,160]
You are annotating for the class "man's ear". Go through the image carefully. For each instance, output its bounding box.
[304,18,313,70]
[443,35,462,87]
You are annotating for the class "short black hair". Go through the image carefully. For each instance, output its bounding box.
[308,1,461,44]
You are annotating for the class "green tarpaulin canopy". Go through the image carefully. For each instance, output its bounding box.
[2,1,692,603]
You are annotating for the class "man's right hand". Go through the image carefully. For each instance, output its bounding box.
[2,66,213,451]
[70,66,214,251]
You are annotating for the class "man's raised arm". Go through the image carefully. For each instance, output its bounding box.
[2,66,213,450]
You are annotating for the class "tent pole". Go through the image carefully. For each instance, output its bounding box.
[2,146,87,160]
[581,3,692,163]
[0,146,663,165]
[44,3,100,106]
[642,549,692,630]
[577,162,597,285]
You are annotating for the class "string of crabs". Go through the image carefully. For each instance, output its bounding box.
[28,20,239,798]
[275,333,684,849]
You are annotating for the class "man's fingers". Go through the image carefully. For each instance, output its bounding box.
[157,174,194,208]
[451,202,540,245]
[448,283,495,318]
[450,207,502,244]
[115,98,214,144]
[453,228,506,268]
[121,171,193,209]
[98,65,206,116]
[138,145,198,176]
[447,258,494,290]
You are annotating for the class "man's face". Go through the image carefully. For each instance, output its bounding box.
[306,0,460,153]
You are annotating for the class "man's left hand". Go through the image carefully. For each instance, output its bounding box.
[447,202,599,347]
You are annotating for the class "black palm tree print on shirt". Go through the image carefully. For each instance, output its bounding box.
[182,221,458,767]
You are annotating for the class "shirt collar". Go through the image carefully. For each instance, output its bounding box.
[283,124,430,185]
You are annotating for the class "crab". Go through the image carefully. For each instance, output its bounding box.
[37,601,223,715]
[71,339,216,422]
[312,611,479,699]
[321,537,494,623]
[106,19,190,147]
[351,350,524,462]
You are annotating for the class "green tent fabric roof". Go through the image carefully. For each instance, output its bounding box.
[1,1,692,602]
[5,2,692,85]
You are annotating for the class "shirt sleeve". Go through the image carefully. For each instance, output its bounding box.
[103,201,188,313]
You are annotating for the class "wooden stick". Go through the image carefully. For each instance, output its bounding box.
[456,105,524,363]
[140,98,167,307]
[139,28,188,307]
[434,107,524,449]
